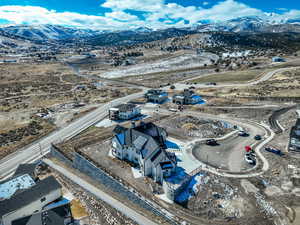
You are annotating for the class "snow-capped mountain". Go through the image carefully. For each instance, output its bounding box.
[0,24,103,42]
[191,16,300,33]
[133,27,153,33]
[1,16,300,45]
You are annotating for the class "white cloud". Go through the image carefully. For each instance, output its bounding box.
[203,2,209,6]
[105,11,138,21]
[0,1,300,30]
[101,0,163,12]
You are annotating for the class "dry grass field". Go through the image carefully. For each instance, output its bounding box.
[189,68,272,84]
[0,62,140,158]
[196,68,300,98]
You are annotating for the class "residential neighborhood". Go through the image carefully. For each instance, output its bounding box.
[1,1,300,225]
[0,164,73,225]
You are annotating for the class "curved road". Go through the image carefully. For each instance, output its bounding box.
[0,65,292,180]
[171,66,300,90]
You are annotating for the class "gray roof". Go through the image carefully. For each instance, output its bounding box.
[12,204,70,225]
[115,122,167,159]
[146,89,166,96]
[173,89,195,99]
[13,163,37,179]
[290,119,300,139]
[0,176,62,217]
[113,103,137,112]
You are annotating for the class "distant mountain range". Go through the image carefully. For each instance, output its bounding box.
[1,16,300,47]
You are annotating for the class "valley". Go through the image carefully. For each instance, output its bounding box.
[0,18,300,225]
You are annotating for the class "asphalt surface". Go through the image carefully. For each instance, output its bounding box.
[0,91,145,179]
[193,135,257,172]
[185,111,265,172]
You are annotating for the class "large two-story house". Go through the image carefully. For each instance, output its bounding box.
[145,89,168,104]
[111,122,177,183]
[109,103,141,121]
[172,89,202,105]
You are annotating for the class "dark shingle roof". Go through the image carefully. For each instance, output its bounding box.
[113,125,128,135]
[114,103,137,112]
[290,119,300,139]
[115,122,167,159]
[12,204,70,225]
[0,176,62,217]
[13,164,37,179]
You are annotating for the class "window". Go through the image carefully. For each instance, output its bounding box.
[41,197,46,202]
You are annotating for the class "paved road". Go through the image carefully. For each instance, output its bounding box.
[43,159,158,225]
[170,66,300,90]
[0,91,145,179]
[183,111,265,171]
[1,65,294,179]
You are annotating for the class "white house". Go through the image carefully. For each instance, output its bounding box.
[111,122,177,183]
[109,104,141,121]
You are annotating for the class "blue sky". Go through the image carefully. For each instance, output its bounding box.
[0,0,300,30]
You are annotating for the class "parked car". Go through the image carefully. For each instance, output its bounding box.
[206,139,218,146]
[238,131,249,137]
[254,135,262,140]
[244,155,256,165]
[205,82,217,86]
[265,147,284,156]
[246,152,256,158]
[169,108,178,112]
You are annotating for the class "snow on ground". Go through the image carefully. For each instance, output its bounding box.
[95,118,116,128]
[100,52,218,78]
[63,191,75,201]
[156,193,174,204]
[176,173,209,203]
[108,149,116,159]
[131,167,144,178]
[176,148,202,174]
[222,50,251,58]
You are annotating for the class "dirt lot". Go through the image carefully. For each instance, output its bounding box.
[0,119,55,159]
[114,66,216,88]
[186,173,276,225]
[158,115,234,141]
[0,61,140,159]
[188,68,272,84]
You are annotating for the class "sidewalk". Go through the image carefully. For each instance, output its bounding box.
[43,158,158,225]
